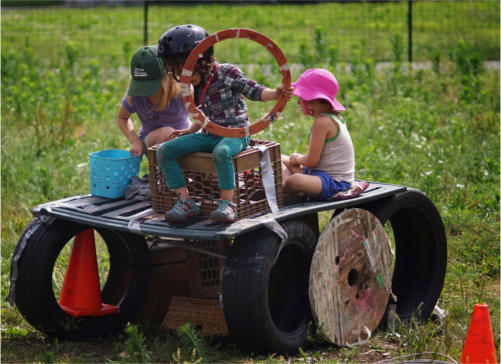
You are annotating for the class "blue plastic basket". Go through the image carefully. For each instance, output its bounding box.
[89,149,142,199]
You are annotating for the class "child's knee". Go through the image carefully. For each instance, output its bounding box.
[284,175,301,194]
[212,145,232,163]
[159,127,174,142]
[156,143,171,164]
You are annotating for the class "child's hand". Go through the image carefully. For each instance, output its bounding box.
[167,128,190,141]
[289,153,303,166]
[167,123,202,141]
[261,86,294,102]
[130,140,144,156]
[276,85,294,101]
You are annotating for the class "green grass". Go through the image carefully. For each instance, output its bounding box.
[1,3,500,363]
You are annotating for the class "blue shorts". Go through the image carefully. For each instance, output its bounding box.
[303,168,351,200]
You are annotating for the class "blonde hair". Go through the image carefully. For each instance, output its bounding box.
[127,72,180,112]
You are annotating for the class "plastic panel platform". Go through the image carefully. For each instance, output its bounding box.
[32,181,406,241]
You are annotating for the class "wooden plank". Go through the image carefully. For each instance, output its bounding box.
[177,153,215,172]
[176,149,263,173]
[309,208,393,346]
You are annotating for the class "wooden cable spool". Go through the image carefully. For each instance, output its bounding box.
[180,28,291,138]
[309,208,393,346]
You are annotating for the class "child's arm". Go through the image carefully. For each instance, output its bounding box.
[293,115,337,168]
[260,85,294,102]
[224,64,292,102]
[117,104,144,156]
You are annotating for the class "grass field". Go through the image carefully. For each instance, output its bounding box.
[1,2,500,363]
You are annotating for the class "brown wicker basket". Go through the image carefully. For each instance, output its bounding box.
[147,139,283,220]
[135,240,230,335]
[163,296,228,336]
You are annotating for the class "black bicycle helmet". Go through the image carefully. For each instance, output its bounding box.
[157,24,213,60]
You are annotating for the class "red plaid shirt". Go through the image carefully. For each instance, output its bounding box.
[195,63,265,131]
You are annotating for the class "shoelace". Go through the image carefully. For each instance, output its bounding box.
[173,200,194,213]
[219,200,236,212]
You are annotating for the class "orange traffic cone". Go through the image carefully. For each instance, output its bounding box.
[58,229,118,317]
[461,303,497,363]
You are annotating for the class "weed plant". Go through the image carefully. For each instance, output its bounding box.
[1,3,499,363]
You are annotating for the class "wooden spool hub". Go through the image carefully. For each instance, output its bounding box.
[309,208,393,346]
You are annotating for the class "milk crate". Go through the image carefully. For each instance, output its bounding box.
[147,140,283,220]
[185,239,230,299]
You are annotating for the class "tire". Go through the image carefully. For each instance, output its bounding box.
[12,217,149,339]
[222,219,317,355]
[354,189,447,320]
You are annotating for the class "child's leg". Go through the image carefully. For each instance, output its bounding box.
[144,126,175,147]
[283,174,323,197]
[156,133,213,190]
[281,154,303,183]
[172,186,190,199]
[220,189,234,201]
[285,170,351,200]
[212,136,250,201]
[210,136,249,222]
[158,134,214,222]
[281,155,292,181]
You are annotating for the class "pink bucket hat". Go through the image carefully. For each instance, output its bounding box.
[292,68,345,111]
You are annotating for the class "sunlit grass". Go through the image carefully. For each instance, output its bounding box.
[1,3,499,363]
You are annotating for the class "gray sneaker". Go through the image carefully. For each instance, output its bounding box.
[165,198,200,222]
[210,200,237,222]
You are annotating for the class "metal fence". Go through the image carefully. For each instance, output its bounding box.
[2,0,499,69]
[144,1,500,63]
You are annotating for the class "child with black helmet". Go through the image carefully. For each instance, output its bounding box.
[117,45,190,156]
[155,24,293,223]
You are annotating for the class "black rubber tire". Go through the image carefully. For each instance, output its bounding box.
[222,219,317,355]
[354,189,447,320]
[12,217,149,339]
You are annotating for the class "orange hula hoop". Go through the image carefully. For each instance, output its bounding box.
[180,28,291,138]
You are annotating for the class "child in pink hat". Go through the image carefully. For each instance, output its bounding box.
[282,68,355,200]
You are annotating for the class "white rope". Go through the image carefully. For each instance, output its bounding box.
[280,63,290,71]
[181,68,192,77]
[254,144,279,214]
[127,219,142,234]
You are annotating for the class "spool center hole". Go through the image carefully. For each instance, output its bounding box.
[348,269,359,286]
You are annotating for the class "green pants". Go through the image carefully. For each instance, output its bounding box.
[156,133,250,190]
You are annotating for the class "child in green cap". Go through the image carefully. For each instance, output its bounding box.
[117,45,191,156]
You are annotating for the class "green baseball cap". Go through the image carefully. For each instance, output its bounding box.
[127,45,164,97]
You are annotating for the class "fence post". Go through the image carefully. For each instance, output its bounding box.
[408,0,413,63]
[144,0,148,46]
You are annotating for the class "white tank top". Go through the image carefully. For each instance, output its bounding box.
[312,113,355,183]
